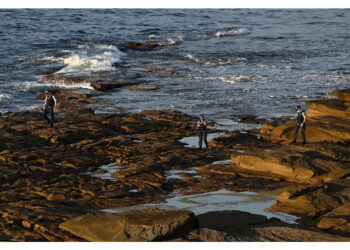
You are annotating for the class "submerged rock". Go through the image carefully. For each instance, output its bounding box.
[59,208,198,241]
[41,75,139,91]
[121,42,162,51]
[146,67,178,75]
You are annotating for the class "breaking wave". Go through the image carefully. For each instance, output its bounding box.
[165,35,184,45]
[10,81,94,92]
[215,28,251,37]
[53,44,125,74]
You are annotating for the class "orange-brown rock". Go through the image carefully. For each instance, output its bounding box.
[260,115,350,143]
[306,98,349,118]
[316,204,350,236]
[271,179,350,217]
[231,145,350,183]
[59,209,198,241]
[332,88,350,101]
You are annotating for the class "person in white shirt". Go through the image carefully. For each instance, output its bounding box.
[43,90,57,127]
[197,114,208,149]
[291,105,307,145]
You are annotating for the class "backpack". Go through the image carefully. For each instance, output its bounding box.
[46,95,55,107]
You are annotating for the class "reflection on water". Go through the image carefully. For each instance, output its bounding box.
[85,163,123,181]
[212,159,232,165]
[103,189,298,224]
[179,132,226,148]
[209,118,262,132]
[165,168,200,180]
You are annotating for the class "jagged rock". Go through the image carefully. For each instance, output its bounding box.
[59,209,198,241]
[271,180,350,217]
[232,147,350,183]
[186,228,235,241]
[316,204,350,235]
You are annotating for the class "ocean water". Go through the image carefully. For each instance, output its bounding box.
[0,9,349,120]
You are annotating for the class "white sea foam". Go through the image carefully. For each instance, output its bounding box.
[56,44,125,74]
[165,35,184,45]
[0,93,10,100]
[185,54,201,63]
[11,80,94,92]
[215,28,251,37]
[194,74,266,84]
[148,34,159,39]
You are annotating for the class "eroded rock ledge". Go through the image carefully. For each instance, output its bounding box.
[1,88,349,241]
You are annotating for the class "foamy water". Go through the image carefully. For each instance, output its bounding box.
[0,9,349,118]
[215,28,252,37]
[56,44,124,74]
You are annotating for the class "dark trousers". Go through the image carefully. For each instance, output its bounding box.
[199,129,208,149]
[43,106,55,124]
[293,123,306,143]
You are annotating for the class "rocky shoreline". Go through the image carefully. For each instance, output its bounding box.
[0,86,349,241]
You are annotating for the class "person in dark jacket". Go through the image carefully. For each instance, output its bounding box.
[197,114,208,149]
[43,90,57,127]
[291,105,307,144]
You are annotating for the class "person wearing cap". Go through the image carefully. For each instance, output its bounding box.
[291,105,307,144]
[43,90,57,127]
[197,114,208,149]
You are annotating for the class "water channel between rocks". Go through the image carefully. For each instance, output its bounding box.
[90,160,298,224]
[85,163,123,181]
[102,189,298,224]
[179,132,226,148]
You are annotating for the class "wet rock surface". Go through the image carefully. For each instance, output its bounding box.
[41,74,142,92]
[1,88,349,241]
[120,41,163,51]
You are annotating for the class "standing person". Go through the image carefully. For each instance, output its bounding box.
[43,90,57,127]
[197,114,208,149]
[291,105,307,145]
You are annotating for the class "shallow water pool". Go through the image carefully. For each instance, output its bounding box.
[103,189,298,224]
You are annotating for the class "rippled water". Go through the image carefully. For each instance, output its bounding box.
[0,9,349,120]
[103,189,299,224]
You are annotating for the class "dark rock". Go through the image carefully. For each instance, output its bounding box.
[112,62,130,68]
[146,67,177,75]
[121,41,162,51]
[271,179,350,217]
